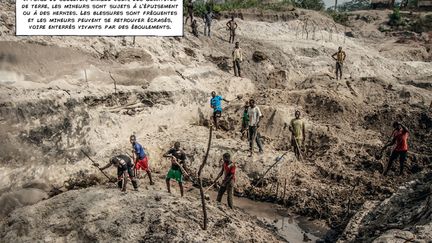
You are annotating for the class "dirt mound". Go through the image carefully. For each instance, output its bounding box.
[0,187,284,242]
[339,172,432,242]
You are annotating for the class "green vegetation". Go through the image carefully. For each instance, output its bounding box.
[328,11,349,25]
[337,0,370,11]
[293,0,325,10]
[410,14,432,33]
[190,0,325,16]
[388,8,402,26]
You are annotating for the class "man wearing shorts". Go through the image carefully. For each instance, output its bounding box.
[164,142,187,197]
[210,91,230,130]
[98,154,138,192]
[130,135,154,185]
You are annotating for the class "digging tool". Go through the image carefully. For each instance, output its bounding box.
[293,137,305,162]
[81,149,114,182]
[255,151,289,187]
[204,182,217,194]
[168,156,198,184]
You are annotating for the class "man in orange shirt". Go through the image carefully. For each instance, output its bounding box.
[382,121,409,176]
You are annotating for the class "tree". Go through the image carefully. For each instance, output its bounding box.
[294,0,325,10]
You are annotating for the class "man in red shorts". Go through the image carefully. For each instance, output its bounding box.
[130,135,154,185]
[382,121,409,176]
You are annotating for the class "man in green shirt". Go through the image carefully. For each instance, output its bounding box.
[240,101,249,140]
[289,110,305,159]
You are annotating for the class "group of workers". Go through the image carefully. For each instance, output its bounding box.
[94,4,409,209]
[96,134,236,208]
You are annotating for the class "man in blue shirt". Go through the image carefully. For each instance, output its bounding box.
[210,91,230,130]
[130,135,154,185]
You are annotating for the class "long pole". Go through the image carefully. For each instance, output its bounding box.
[255,152,288,186]
[109,72,117,94]
[198,125,213,230]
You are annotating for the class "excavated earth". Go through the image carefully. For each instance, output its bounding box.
[1,1,432,242]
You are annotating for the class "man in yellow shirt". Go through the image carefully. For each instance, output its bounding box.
[331,46,346,80]
[289,110,305,159]
[232,42,243,77]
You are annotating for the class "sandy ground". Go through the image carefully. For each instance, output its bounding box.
[0,1,431,242]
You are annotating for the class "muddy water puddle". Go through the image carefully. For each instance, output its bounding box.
[208,191,328,242]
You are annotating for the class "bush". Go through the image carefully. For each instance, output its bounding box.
[388,8,402,26]
[294,0,325,10]
[410,14,432,33]
[211,0,294,12]
[217,0,260,12]
[193,0,209,17]
[328,11,349,25]
[337,0,370,11]
[213,4,222,14]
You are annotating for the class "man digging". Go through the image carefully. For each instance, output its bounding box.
[213,152,236,209]
[97,154,138,192]
[130,135,154,185]
[381,121,409,176]
[164,142,187,197]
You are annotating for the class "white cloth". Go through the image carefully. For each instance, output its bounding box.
[248,106,262,126]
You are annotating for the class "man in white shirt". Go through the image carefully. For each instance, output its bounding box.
[232,42,243,77]
[248,99,264,156]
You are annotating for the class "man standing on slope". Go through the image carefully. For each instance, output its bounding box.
[184,0,194,26]
[164,142,187,197]
[240,101,249,140]
[226,16,238,44]
[331,46,346,80]
[203,8,213,37]
[248,99,264,156]
[382,121,409,176]
[97,154,138,192]
[130,135,154,185]
[289,110,306,160]
[210,91,230,130]
[191,19,199,37]
[213,152,236,209]
[232,42,243,77]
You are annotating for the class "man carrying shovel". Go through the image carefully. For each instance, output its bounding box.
[289,110,305,160]
[164,142,187,197]
[130,135,154,185]
[380,121,409,176]
[212,153,236,209]
[97,154,138,192]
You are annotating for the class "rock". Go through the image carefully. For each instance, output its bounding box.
[184,47,196,58]
[345,32,355,38]
[252,51,268,62]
